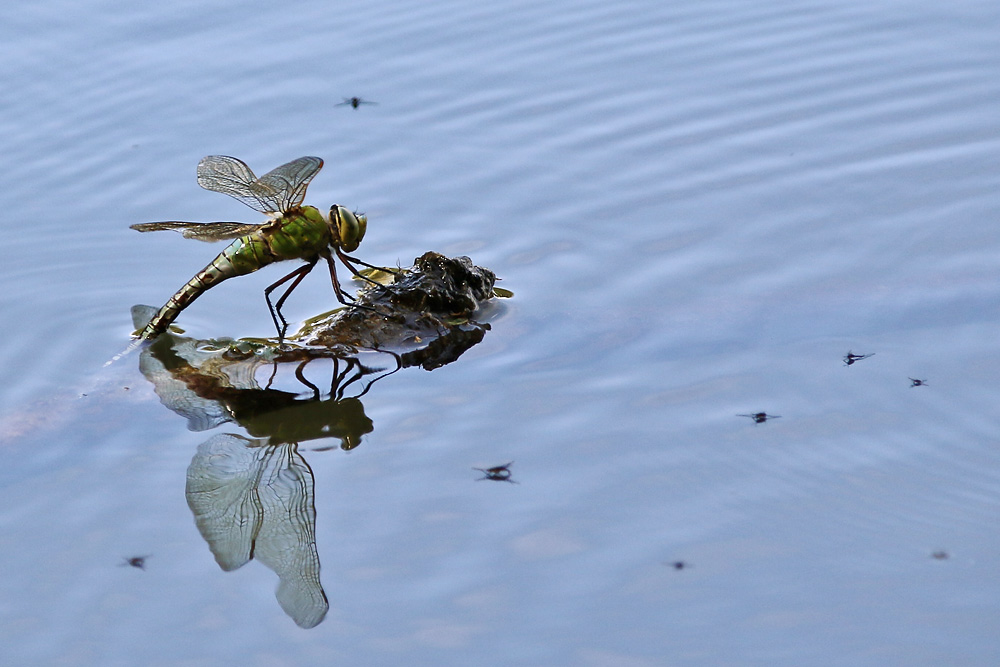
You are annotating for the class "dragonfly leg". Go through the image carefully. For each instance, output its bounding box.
[323,253,351,305]
[325,254,389,317]
[353,350,402,399]
[264,359,280,390]
[335,248,393,290]
[265,259,318,340]
[294,359,321,400]
[340,252,402,276]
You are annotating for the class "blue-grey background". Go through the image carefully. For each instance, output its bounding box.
[1,0,999,664]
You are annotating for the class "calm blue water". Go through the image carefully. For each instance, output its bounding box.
[2,0,1000,664]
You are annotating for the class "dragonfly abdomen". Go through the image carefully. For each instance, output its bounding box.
[138,235,277,339]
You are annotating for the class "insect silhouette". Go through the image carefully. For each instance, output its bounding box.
[120,555,150,570]
[336,97,377,109]
[473,461,516,483]
[909,377,927,387]
[843,351,874,366]
[737,412,780,424]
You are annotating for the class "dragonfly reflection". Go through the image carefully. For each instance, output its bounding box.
[131,251,504,628]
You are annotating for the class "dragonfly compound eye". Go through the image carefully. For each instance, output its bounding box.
[332,205,366,252]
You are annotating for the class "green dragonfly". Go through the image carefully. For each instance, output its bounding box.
[132,155,384,340]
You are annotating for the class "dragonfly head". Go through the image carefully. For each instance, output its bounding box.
[330,205,367,253]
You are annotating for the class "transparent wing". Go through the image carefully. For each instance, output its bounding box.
[130,220,268,242]
[196,156,324,214]
[186,436,328,628]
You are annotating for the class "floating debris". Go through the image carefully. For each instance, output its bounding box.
[843,351,874,366]
[737,412,780,424]
[298,252,497,361]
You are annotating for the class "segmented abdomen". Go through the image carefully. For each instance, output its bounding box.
[138,235,273,339]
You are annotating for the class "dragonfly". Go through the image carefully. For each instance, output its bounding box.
[131,155,385,340]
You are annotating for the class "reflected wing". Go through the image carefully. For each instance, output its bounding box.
[186,434,265,570]
[130,220,268,242]
[186,435,328,628]
[253,445,328,628]
[196,155,324,214]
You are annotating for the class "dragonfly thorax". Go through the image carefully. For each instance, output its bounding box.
[329,205,367,253]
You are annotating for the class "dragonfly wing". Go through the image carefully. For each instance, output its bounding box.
[179,222,269,241]
[130,220,268,242]
[197,155,323,214]
[196,156,266,212]
[256,156,324,212]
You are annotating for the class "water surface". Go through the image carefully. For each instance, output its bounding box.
[2,0,999,664]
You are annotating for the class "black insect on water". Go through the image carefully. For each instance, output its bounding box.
[120,555,150,570]
[843,351,874,366]
[738,412,780,424]
[336,97,377,109]
[474,461,516,483]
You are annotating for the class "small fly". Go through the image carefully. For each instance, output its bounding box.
[336,97,377,109]
[843,351,874,366]
[737,412,780,424]
[473,461,516,483]
[120,555,151,570]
